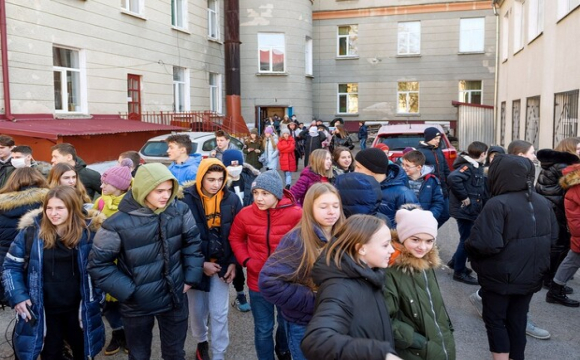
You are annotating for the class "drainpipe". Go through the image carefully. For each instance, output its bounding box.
[0,0,13,121]
[492,0,500,143]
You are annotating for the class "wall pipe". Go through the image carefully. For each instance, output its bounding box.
[0,0,13,121]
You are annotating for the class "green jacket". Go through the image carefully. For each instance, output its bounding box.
[384,241,455,360]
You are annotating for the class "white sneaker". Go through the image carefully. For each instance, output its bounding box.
[469,291,483,318]
[526,318,551,340]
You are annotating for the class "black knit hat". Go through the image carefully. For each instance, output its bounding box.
[424,127,441,142]
[354,148,389,174]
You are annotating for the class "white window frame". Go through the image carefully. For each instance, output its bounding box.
[501,12,509,61]
[397,82,420,114]
[459,80,483,104]
[53,46,86,114]
[397,21,421,55]
[208,0,219,39]
[459,17,485,53]
[528,0,544,42]
[173,66,190,112]
[121,0,144,15]
[557,0,579,20]
[337,83,358,115]
[305,37,313,76]
[513,1,524,53]
[337,25,358,57]
[172,0,187,29]
[258,33,286,73]
[209,73,222,114]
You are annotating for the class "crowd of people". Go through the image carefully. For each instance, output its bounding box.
[0,121,578,360]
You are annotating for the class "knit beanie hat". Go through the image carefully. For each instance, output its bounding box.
[396,207,438,243]
[264,127,274,135]
[222,149,244,166]
[355,148,389,174]
[281,129,290,135]
[424,127,441,142]
[251,170,284,200]
[101,158,133,191]
[250,128,259,135]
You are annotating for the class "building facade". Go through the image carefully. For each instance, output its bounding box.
[494,0,580,149]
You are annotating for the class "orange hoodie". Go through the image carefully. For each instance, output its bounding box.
[195,158,228,229]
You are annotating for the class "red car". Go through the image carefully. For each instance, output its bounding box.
[372,124,457,170]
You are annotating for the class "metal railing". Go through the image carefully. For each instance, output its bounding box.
[119,111,241,134]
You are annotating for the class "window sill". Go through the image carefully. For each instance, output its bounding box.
[457,51,485,55]
[396,54,421,58]
[336,56,359,60]
[395,113,421,117]
[513,47,523,56]
[120,9,147,21]
[335,113,359,117]
[305,74,314,78]
[557,4,580,23]
[208,37,223,44]
[55,113,91,119]
[172,26,191,35]
[256,72,288,76]
[528,31,543,45]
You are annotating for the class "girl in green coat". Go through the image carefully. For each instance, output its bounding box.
[384,205,455,360]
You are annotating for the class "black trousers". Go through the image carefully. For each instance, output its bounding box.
[41,310,84,360]
[233,263,246,293]
[481,289,533,360]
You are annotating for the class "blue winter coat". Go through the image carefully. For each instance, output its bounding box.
[259,227,329,325]
[415,173,445,222]
[379,164,419,225]
[2,209,105,360]
[448,154,486,221]
[169,154,203,185]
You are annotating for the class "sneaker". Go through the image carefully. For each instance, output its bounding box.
[196,341,210,360]
[232,293,251,312]
[469,291,483,318]
[446,259,473,275]
[453,272,479,285]
[526,319,551,340]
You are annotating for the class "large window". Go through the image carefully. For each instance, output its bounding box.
[459,18,485,53]
[121,0,143,14]
[337,25,358,57]
[501,12,509,61]
[173,66,189,112]
[337,83,358,114]
[512,99,521,140]
[459,81,482,104]
[172,0,187,29]
[528,0,544,41]
[553,90,579,146]
[525,96,541,149]
[305,37,313,76]
[258,33,285,73]
[208,0,219,39]
[53,47,83,113]
[513,0,524,52]
[209,73,222,113]
[500,102,506,146]
[398,21,421,55]
[558,0,580,19]
[397,82,419,114]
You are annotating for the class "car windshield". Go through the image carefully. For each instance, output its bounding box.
[377,134,447,150]
[140,141,198,157]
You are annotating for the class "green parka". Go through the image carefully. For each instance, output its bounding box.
[384,238,455,360]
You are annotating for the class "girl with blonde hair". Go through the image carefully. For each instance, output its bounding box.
[290,149,333,205]
[47,162,92,204]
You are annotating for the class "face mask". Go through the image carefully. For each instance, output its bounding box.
[11,157,27,169]
[227,165,243,178]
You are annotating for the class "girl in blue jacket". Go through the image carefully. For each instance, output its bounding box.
[2,186,105,360]
[259,183,346,360]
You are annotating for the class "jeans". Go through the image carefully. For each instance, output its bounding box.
[284,321,307,360]
[452,218,473,274]
[123,293,189,360]
[284,171,292,186]
[103,301,124,330]
[249,290,289,360]
[553,250,580,285]
[360,137,367,150]
[187,275,230,360]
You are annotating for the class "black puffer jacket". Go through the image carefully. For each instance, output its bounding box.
[465,155,558,295]
[447,154,486,221]
[417,142,450,197]
[301,251,396,360]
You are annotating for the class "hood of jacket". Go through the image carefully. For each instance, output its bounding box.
[194,158,228,228]
[311,249,385,289]
[18,207,105,232]
[130,163,179,214]
[537,149,580,169]
[383,163,408,188]
[194,158,228,197]
[488,154,534,196]
[452,152,481,170]
[486,145,506,165]
[74,156,88,170]
[388,231,441,274]
[0,187,49,212]
[560,164,580,190]
[171,153,202,169]
[334,172,381,217]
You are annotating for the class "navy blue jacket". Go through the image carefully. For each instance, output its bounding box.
[414,173,445,221]
[417,142,450,197]
[2,209,105,360]
[448,154,486,221]
[379,164,419,225]
[226,164,260,207]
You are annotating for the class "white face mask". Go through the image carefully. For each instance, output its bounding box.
[227,165,243,178]
[11,157,27,169]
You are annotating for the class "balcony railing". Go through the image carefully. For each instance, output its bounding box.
[119,111,244,134]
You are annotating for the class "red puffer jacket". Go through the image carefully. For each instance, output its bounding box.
[278,136,297,172]
[230,190,302,291]
[560,164,580,253]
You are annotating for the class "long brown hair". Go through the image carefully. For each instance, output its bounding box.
[555,137,580,157]
[40,186,88,249]
[289,183,345,287]
[0,167,48,194]
[334,124,348,138]
[47,163,91,203]
[325,215,387,268]
[309,149,333,178]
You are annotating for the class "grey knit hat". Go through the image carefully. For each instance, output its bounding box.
[251,170,284,199]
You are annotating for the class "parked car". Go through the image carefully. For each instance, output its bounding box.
[139,131,244,164]
[372,124,457,169]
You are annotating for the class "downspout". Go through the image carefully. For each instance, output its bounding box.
[0,0,13,121]
[492,0,500,143]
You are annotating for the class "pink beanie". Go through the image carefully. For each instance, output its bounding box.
[264,127,274,135]
[395,207,438,242]
[101,158,133,191]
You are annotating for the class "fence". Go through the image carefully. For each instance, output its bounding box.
[119,111,248,135]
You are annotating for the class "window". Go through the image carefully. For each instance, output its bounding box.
[459,18,485,53]
[525,96,540,149]
[528,0,544,41]
[173,66,189,112]
[397,82,419,114]
[398,21,421,55]
[172,0,187,29]
[53,47,83,113]
[121,0,143,14]
[337,83,358,114]
[305,37,313,76]
[501,12,509,61]
[209,73,222,113]
[553,90,579,146]
[500,102,506,146]
[558,0,579,19]
[513,1,524,52]
[512,99,521,139]
[208,0,219,39]
[337,25,358,57]
[258,33,285,73]
[459,81,482,104]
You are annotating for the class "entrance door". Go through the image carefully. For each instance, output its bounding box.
[127,74,141,121]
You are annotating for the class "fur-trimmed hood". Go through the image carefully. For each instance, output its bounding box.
[560,164,580,190]
[0,187,49,212]
[17,207,106,233]
[389,230,441,273]
[537,149,580,168]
